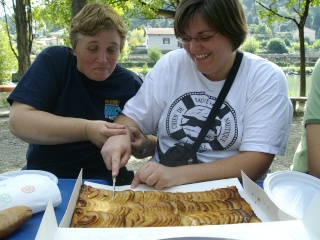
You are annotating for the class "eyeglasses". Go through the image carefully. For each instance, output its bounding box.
[178,32,218,44]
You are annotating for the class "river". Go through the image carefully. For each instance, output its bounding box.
[286,75,312,97]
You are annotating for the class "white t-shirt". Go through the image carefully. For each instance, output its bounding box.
[123,49,293,163]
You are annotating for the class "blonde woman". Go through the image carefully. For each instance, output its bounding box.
[8,3,142,184]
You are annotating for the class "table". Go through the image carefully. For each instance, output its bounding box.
[6,179,263,240]
[6,178,109,240]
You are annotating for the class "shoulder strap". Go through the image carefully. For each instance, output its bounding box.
[193,50,244,152]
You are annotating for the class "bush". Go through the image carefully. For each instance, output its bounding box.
[147,46,163,63]
[141,63,149,75]
[281,66,314,75]
[283,38,291,47]
[275,61,290,67]
[290,41,310,53]
[131,48,148,54]
[311,39,320,50]
[120,62,155,68]
[267,38,289,54]
[241,37,260,54]
[0,92,10,108]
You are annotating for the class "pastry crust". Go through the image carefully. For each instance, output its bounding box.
[71,184,261,228]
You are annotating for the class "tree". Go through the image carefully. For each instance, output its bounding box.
[0,22,17,84]
[0,0,87,81]
[128,28,145,47]
[255,0,320,97]
[128,0,178,19]
[1,0,33,79]
[71,0,86,19]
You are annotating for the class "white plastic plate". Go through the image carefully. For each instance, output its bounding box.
[263,171,320,219]
[0,170,58,184]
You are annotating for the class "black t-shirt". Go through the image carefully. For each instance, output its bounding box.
[8,46,142,179]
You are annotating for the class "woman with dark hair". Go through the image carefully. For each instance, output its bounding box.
[102,0,293,189]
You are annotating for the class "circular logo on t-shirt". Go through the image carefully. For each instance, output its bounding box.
[166,92,237,151]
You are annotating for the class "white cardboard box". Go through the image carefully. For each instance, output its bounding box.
[35,170,320,240]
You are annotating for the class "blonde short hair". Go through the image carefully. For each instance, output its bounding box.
[69,3,127,51]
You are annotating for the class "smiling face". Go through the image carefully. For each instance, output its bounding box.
[73,29,121,81]
[181,15,236,81]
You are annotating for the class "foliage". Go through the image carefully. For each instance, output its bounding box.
[311,39,320,50]
[142,63,150,75]
[147,46,162,63]
[283,38,291,47]
[282,67,314,75]
[131,48,148,54]
[267,38,289,54]
[31,42,47,55]
[0,23,17,84]
[290,42,300,52]
[254,0,320,97]
[290,42,310,52]
[0,92,10,107]
[119,43,131,63]
[1,0,34,77]
[128,0,177,19]
[241,36,260,54]
[127,65,152,80]
[252,23,273,41]
[128,28,145,48]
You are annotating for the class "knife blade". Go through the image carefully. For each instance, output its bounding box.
[112,177,116,201]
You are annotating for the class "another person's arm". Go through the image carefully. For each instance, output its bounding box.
[304,58,320,178]
[306,124,320,178]
[9,101,127,148]
[100,114,156,177]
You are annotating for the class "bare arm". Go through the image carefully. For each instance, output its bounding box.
[9,101,127,147]
[132,151,273,189]
[306,124,320,178]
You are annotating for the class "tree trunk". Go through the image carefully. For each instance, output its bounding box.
[14,0,32,79]
[72,0,87,19]
[298,27,306,97]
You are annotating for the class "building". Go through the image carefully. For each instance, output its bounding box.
[293,27,316,42]
[144,28,180,52]
[35,29,65,46]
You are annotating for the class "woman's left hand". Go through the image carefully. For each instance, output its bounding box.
[85,121,127,148]
[131,161,178,190]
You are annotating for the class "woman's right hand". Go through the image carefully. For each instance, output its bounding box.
[101,132,133,178]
